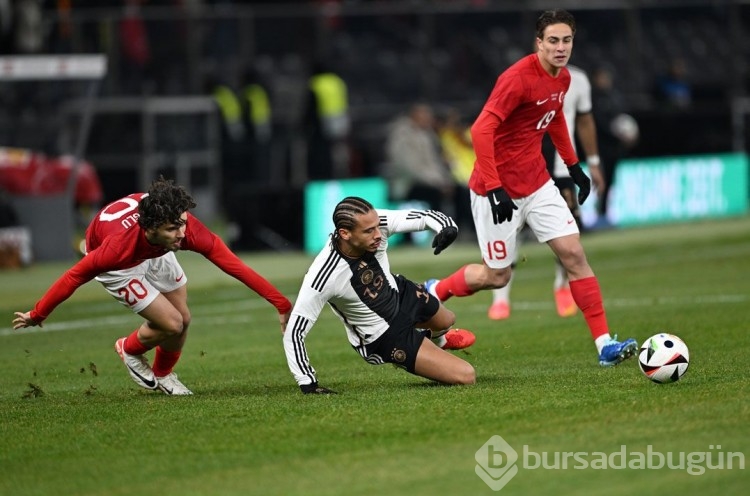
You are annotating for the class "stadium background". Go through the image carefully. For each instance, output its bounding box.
[0,0,749,255]
[1,3,748,495]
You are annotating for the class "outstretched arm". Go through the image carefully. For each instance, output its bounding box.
[12,311,41,330]
[184,214,292,315]
[200,233,292,315]
[13,253,102,327]
[376,208,458,255]
[284,313,320,390]
[284,314,336,394]
[282,280,336,394]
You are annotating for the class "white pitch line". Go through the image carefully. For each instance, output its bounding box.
[463,293,750,313]
[2,293,747,337]
[0,298,280,337]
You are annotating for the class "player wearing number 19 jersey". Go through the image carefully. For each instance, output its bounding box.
[12,177,291,394]
[424,9,638,367]
[466,54,577,199]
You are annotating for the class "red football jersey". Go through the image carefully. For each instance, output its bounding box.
[30,193,291,322]
[469,54,578,198]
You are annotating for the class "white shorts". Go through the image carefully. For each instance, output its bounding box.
[471,179,579,269]
[95,252,187,313]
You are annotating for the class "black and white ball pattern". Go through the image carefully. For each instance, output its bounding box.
[638,333,690,383]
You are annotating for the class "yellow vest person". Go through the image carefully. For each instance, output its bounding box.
[212,84,245,142]
[308,72,350,140]
[242,82,272,143]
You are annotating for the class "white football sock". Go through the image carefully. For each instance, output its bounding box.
[553,259,568,290]
[595,334,614,354]
[491,271,514,304]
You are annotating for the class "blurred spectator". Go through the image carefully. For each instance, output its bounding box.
[240,67,273,184]
[591,66,639,227]
[437,107,475,234]
[384,103,456,214]
[438,107,474,186]
[207,77,250,194]
[12,0,44,54]
[303,60,351,179]
[653,57,693,109]
[119,0,152,94]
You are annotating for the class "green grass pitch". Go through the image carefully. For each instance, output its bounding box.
[1,216,748,495]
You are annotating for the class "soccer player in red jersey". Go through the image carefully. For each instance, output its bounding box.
[12,177,292,394]
[425,10,638,366]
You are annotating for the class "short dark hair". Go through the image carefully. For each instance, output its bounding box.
[332,196,373,235]
[536,9,576,40]
[138,176,197,230]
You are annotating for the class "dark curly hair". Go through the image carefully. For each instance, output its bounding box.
[138,176,197,230]
[536,9,576,40]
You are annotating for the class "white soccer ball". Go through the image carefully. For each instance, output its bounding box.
[638,333,690,383]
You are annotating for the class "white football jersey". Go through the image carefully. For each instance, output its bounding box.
[553,65,593,177]
[283,208,455,386]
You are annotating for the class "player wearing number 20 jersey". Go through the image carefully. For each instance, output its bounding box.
[28,192,290,322]
[13,178,291,395]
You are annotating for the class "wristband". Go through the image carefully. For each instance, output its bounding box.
[586,155,600,167]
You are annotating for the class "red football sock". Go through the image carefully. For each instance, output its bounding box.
[437,265,475,301]
[124,330,151,355]
[569,277,609,340]
[152,347,182,377]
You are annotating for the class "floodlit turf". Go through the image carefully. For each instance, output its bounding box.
[1,216,748,496]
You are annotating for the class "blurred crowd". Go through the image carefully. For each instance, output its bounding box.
[0,1,745,247]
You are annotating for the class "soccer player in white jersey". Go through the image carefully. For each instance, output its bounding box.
[487,63,605,320]
[283,196,475,394]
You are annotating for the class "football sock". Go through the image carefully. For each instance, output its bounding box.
[124,330,151,355]
[594,334,614,354]
[152,347,181,377]
[437,265,474,301]
[553,259,567,290]
[569,277,609,341]
[491,271,513,304]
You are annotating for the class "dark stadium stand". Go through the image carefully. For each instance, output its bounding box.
[0,1,747,241]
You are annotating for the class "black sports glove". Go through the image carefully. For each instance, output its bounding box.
[300,382,338,395]
[431,226,458,255]
[487,187,517,224]
[568,163,591,205]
